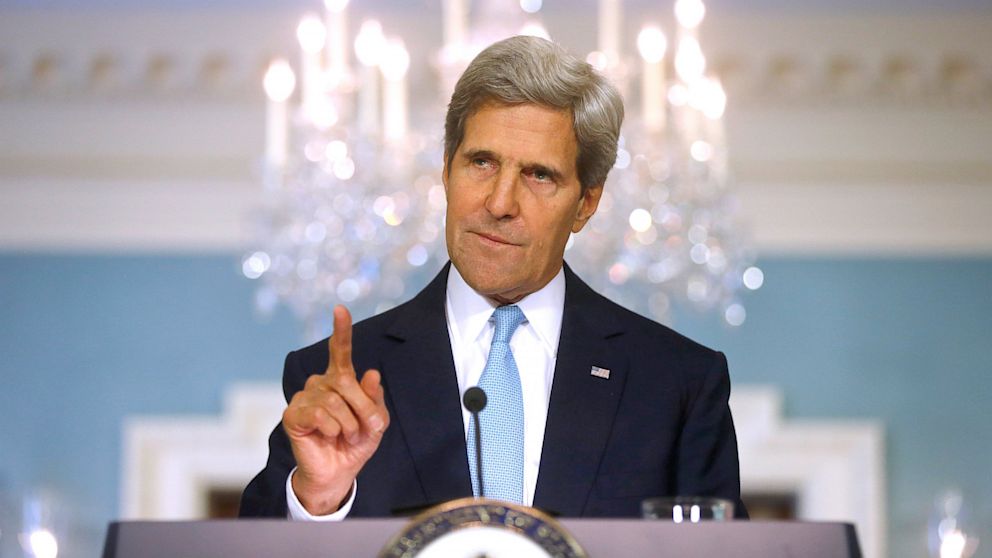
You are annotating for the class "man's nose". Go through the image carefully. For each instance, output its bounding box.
[484,170,520,219]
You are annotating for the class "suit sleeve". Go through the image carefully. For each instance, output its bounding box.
[675,351,749,519]
[238,350,308,518]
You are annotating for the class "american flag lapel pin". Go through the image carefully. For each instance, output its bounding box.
[590,365,611,379]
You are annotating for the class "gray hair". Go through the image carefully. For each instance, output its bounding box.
[444,35,624,191]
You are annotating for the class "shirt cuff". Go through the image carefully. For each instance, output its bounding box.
[285,467,356,521]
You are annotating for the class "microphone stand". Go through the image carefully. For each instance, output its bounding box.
[462,386,488,499]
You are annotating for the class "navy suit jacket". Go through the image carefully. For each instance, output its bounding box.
[240,263,746,518]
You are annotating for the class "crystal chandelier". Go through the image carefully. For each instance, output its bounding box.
[244,0,762,340]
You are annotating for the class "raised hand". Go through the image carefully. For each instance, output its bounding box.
[282,305,390,515]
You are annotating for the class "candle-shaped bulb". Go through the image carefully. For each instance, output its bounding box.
[674,0,706,29]
[323,0,349,12]
[381,38,409,142]
[519,22,551,40]
[674,37,706,82]
[354,20,386,67]
[689,77,726,119]
[264,59,295,173]
[443,0,469,48]
[598,0,621,64]
[323,0,351,81]
[264,59,296,102]
[639,25,668,134]
[668,83,689,106]
[586,51,610,72]
[380,39,410,81]
[637,26,667,63]
[297,15,327,54]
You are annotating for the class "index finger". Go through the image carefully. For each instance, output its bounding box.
[327,305,355,377]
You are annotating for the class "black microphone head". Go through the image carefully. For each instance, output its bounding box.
[463,386,487,413]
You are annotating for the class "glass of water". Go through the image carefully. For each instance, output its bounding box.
[641,497,735,522]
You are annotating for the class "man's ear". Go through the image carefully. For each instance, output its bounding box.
[441,152,449,192]
[571,183,604,234]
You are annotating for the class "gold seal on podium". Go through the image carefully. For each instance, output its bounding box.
[379,497,587,558]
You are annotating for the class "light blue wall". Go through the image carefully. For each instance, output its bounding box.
[1,253,990,557]
[0,254,302,556]
[672,257,992,558]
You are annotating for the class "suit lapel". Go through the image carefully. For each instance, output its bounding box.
[379,264,474,507]
[533,265,628,516]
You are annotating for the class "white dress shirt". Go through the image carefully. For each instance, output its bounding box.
[286,265,565,520]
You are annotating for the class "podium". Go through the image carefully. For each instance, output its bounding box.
[103,519,862,557]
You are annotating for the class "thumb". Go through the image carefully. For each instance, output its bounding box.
[360,369,385,406]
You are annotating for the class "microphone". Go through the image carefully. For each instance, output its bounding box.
[462,386,487,499]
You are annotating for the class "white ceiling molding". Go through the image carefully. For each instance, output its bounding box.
[1,9,990,255]
[2,11,988,106]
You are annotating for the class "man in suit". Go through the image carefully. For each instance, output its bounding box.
[240,35,745,520]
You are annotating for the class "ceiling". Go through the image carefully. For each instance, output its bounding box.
[3,0,991,14]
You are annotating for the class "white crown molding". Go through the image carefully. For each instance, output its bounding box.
[2,9,991,255]
[121,383,885,557]
[2,11,989,106]
[701,13,992,109]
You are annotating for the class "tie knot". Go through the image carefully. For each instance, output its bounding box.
[491,305,525,344]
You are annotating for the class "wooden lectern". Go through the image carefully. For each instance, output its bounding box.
[103,518,862,557]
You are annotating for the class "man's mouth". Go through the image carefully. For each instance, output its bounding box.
[473,231,516,246]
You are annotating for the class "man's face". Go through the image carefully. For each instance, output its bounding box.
[443,102,603,304]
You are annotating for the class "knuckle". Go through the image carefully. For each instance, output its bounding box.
[304,374,322,390]
[286,394,308,416]
[305,406,322,423]
[322,421,340,437]
[355,399,376,418]
[326,392,345,410]
[312,408,338,436]
[331,373,353,390]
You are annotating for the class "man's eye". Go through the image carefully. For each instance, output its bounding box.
[527,169,553,183]
[472,158,492,168]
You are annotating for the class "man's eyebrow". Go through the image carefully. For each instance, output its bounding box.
[459,148,566,181]
[459,148,499,161]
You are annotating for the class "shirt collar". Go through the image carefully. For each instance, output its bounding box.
[446,264,566,356]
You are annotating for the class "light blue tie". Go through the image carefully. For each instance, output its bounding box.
[467,305,526,503]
